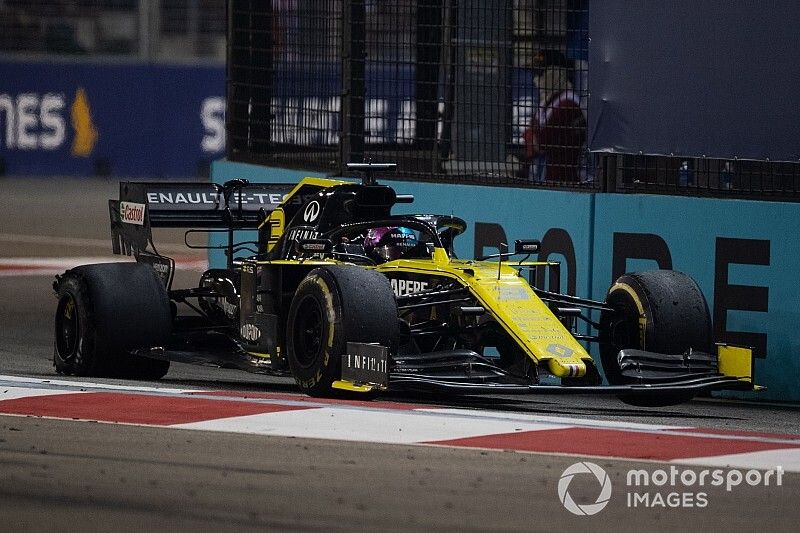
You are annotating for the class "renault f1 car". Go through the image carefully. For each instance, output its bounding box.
[53,163,756,406]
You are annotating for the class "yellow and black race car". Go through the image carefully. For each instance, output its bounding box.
[53,163,756,406]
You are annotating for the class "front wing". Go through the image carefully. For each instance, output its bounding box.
[334,342,757,407]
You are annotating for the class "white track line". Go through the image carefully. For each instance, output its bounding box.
[0,387,92,401]
[0,256,207,277]
[0,232,193,254]
[0,375,201,394]
[419,407,689,432]
[676,449,800,471]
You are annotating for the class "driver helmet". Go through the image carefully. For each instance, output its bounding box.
[364,226,417,262]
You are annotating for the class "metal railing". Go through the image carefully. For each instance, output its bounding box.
[598,154,800,201]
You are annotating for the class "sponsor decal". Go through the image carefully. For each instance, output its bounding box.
[70,88,98,157]
[147,192,218,205]
[299,241,328,252]
[240,323,261,342]
[150,262,170,274]
[493,285,529,301]
[145,191,286,207]
[303,200,321,223]
[342,342,389,387]
[0,88,97,156]
[390,278,429,297]
[346,353,387,373]
[138,256,172,286]
[546,343,575,358]
[119,201,146,225]
[200,96,225,153]
[287,227,319,242]
[219,298,238,318]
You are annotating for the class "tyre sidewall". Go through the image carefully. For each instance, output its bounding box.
[286,269,344,394]
[54,274,99,375]
[53,263,172,378]
[286,266,399,396]
[600,270,712,385]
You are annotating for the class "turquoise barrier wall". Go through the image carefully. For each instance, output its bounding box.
[212,160,799,401]
[592,195,800,401]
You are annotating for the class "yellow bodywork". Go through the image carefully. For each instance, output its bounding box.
[717,344,754,383]
[332,380,379,393]
[256,176,592,378]
[377,250,592,378]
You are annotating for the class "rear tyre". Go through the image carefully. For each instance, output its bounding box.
[54,263,172,379]
[599,270,712,385]
[286,266,398,396]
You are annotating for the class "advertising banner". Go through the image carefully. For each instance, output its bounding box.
[1,60,538,176]
[0,59,225,177]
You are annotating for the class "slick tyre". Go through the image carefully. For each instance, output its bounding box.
[599,270,712,385]
[286,266,398,396]
[54,263,172,379]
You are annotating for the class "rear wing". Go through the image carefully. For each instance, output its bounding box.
[110,181,295,257]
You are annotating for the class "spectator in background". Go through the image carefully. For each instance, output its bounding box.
[522,50,587,182]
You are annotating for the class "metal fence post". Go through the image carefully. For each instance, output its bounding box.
[340,0,366,172]
[226,0,273,158]
[416,0,443,153]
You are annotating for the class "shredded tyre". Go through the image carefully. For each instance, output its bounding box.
[54,262,172,379]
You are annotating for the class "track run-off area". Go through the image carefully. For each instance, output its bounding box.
[2,178,800,531]
[3,376,800,469]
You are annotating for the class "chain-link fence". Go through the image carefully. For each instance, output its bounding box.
[228,0,592,189]
[226,0,800,202]
[10,1,799,199]
[0,0,226,61]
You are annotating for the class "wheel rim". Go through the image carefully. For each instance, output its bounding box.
[602,289,641,350]
[292,295,325,368]
[55,294,79,361]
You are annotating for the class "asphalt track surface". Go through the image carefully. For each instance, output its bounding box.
[1,177,800,532]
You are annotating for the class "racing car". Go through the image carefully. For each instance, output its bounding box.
[53,163,756,406]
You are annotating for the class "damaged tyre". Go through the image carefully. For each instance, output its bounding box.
[54,262,172,379]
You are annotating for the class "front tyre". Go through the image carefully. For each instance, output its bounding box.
[286,266,398,396]
[54,263,172,379]
[599,270,712,385]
